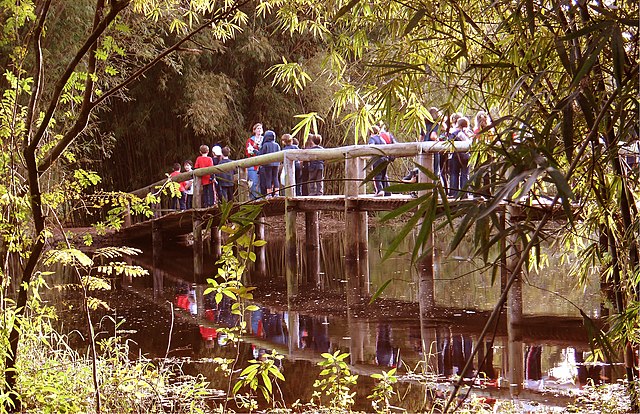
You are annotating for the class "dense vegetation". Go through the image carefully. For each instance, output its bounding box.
[0,0,637,412]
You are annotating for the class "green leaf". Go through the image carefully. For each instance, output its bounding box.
[570,36,607,88]
[261,371,272,393]
[333,0,360,21]
[369,279,393,304]
[403,9,425,36]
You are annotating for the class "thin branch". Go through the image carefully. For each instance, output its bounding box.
[37,0,251,174]
[27,0,130,154]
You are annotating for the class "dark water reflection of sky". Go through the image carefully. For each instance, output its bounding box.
[49,224,609,412]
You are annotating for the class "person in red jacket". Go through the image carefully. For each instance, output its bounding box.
[194,144,215,207]
[245,123,263,200]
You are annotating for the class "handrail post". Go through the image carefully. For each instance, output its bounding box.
[238,168,249,203]
[192,174,202,209]
[123,201,132,228]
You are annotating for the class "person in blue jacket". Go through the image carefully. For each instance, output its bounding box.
[258,130,281,197]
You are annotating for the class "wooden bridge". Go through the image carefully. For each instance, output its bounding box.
[117,140,563,289]
[111,140,583,398]
[118,141,471,283]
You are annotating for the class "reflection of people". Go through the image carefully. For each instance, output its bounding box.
[174,283,197,315]
[298,315,330,352]
[525,345,542,381]
[375,324,400,367]
[263,310,287,345]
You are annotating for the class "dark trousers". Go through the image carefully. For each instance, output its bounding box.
[308,168,323,195]
[219,186,233,202]
[202,183,214,207]
[180,193,193,210]
[260,165,280,195]
[449,154,469,198]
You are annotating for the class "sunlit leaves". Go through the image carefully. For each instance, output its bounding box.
[232,349,284,403]
[313,350,358,410]
[265,57,312,94]
[290,112,324,143]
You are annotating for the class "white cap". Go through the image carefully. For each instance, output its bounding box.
[212,145,222,156]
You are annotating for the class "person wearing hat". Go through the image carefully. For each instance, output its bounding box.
[257,130,281,197]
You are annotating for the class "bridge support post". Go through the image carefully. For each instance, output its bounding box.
[193,216,205,283]
[305,212,320,288]
[356,157,369,292]
[345,156,367,306]
[284,155,298,299]
[152,221,164,292]
[210,226,222,263]
[416,152,437,365]
[255,216,267,277]
[506,205,524,396]
[124,203,132,228]
[238,168,249,203]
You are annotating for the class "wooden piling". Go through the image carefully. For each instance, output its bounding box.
[287,311,299,355]
[506,205,524,396]
[305,212,320,286]
[193,216,204,283]
[238,167,249,203]
[356,157,369,291]
[124,203,132,228]
[211,225,222,262]
[416,152,437,369]
[345,156,365,305]
[193,176,202,209]
[255,216,267,277]
[152,221,163,296]
[283,156,298,299]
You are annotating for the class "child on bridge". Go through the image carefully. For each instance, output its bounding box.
[194,144,216,207]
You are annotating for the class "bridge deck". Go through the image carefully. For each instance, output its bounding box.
[114,193,566,243]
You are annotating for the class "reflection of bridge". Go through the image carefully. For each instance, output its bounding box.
[117,256,593,410]
[109,141,583,401]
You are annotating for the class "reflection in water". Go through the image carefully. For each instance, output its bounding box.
[48,223,611,411]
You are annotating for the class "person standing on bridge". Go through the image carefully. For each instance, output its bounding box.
[368,125,391,196]
[421,107,445,185]
[281,134,301,196]
[307,134,325,196]
[258,130,281,198]
[216,147,236,202]
[245,123,263,200]
[169,163,182,210]
[180,160,193,210]
[194,144,216,207]
[448,117,472,198]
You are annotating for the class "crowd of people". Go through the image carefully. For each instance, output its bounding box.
[417,108,493,198]
[167,122,327,209]
[244,122,327,200]
[167,110,492,209]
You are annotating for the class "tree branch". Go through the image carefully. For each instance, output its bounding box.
[27,0,130,154]
[36,0,251,174]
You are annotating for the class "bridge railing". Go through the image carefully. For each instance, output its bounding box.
[125,141,472,225]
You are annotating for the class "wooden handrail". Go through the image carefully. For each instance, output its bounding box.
[130,141,472,196]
